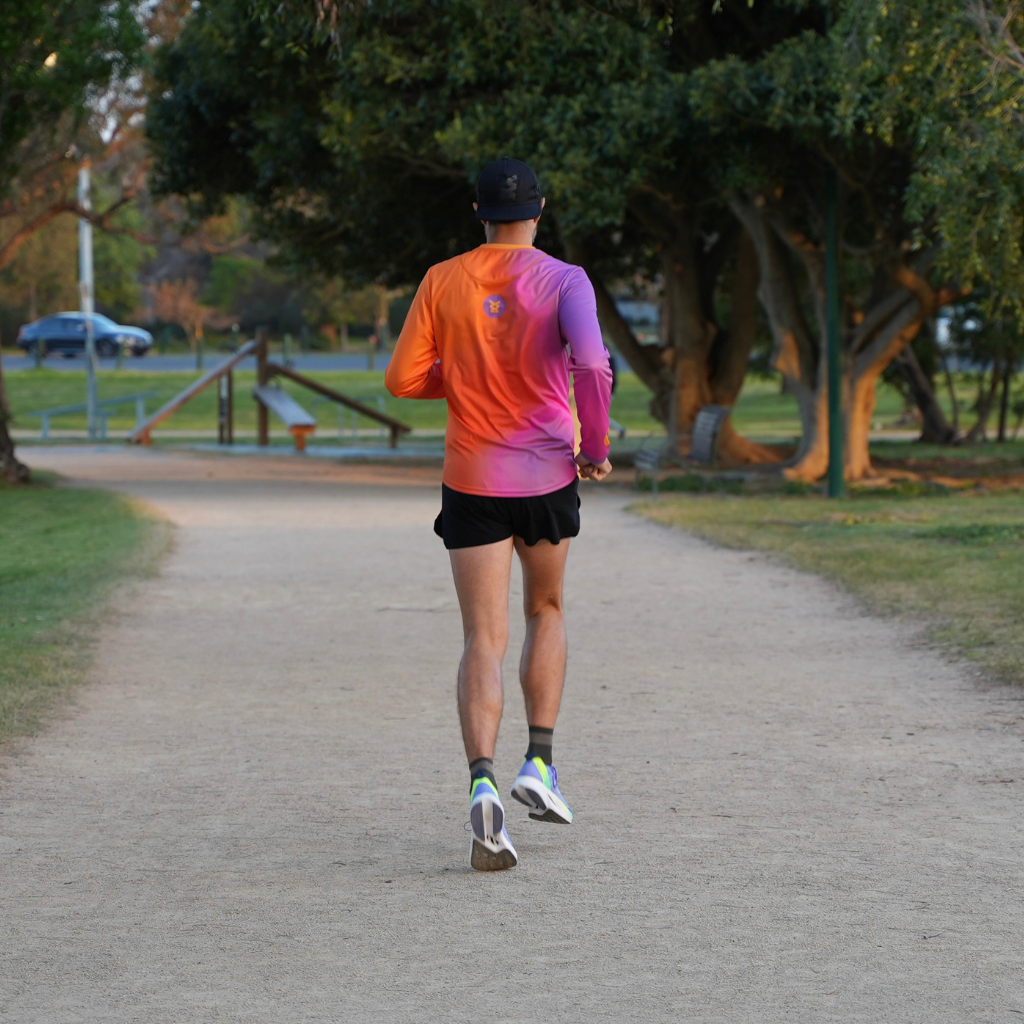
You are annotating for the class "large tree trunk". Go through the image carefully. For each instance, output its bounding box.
[732,196,958,481]
[731,197,828,478]
[964,361,1003,443]
[0,358,30,484]
[998,359,1012,442]
[893,345,958,443]
[664,226,779,464]
[569,218,780,468]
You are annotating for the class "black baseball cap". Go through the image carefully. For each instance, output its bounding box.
[475,158,543,222]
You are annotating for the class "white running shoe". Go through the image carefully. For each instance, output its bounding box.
[469,776,518,871]
[511,757,573,824]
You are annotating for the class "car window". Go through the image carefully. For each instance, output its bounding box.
[34,315,61,330]
[89,313,117,328]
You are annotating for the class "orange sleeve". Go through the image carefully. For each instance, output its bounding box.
[384,272,446,400]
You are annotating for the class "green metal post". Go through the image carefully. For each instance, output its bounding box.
[196,333,204,371]
[825,166,845,498]
[161,325,169,355]
[35,336,44,369]
[283,332,293,367]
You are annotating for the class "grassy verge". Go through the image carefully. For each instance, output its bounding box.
[0,473,169,744]
[636,490,1024,684]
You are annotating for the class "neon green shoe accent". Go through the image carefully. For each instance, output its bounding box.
[531,757,552,789]
[471,776,498,800]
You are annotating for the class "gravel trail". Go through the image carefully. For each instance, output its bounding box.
[3,447,1023,1023]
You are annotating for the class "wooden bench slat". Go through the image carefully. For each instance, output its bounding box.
[252,386,317,428]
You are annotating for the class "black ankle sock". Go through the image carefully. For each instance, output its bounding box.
[468,757,496,792]
[526,725,554,765]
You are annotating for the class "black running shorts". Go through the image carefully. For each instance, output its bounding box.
[434,479,581,550]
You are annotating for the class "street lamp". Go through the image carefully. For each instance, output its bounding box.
[78,162,98,439]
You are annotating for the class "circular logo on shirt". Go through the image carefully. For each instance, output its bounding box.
[483,294,507,318]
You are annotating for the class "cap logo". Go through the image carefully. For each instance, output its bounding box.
[483,295,507,318]
[498,174,518,199]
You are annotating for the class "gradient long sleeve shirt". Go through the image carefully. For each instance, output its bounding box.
[385,244,613,497]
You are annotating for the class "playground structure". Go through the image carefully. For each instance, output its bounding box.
[128,327,411,449]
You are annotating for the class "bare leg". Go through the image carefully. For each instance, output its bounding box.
[449,539,514,763]
[514,538,570,731]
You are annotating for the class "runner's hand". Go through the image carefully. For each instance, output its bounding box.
[575,454,612,482]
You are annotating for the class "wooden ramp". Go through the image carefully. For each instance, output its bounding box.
[127,341,257,444]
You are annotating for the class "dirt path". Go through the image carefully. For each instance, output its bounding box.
[3,448,1023,1022]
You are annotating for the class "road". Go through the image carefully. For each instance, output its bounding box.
[2,447,1023,1022]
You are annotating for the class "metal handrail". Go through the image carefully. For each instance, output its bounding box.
[26,391,157,440]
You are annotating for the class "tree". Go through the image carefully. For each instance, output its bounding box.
[150,0,816,463]
[149,0,1024,480]
[946,300,1024,442]
[0,0,145,482]
[148,278,232,350]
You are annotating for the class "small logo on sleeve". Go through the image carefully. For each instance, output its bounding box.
[483,295,507,318]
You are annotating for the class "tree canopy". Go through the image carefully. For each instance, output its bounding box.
[149,0,1024,479]
[0,0,146,483]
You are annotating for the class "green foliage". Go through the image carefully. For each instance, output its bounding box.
[147,0,481,285]
[0,0,145,196]
[947,299,1024,371]
[831,1,1024,309]
[148,0,1024,449]
[152,0,1021,296]
[149,1,817,281]
[93,206,155,322]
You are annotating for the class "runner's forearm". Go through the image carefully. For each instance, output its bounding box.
[384,274,446,399]
[571,359,612,464]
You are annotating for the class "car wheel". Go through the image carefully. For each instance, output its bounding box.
[97,339,118,358]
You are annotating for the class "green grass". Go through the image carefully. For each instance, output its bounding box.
[3,368,663,435]
[637,490,1024,685]
[0,474,168,743]
[1,366,904,439]
[6,364,1020,456]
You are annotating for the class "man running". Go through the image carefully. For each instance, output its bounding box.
[385,158,613,871]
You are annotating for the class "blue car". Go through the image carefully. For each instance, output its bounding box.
[16,312,153,358]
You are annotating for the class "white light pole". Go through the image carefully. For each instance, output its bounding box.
[78,162,98,438]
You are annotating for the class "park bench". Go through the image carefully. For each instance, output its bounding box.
[252,385,317,451]
[26,391,156,440]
